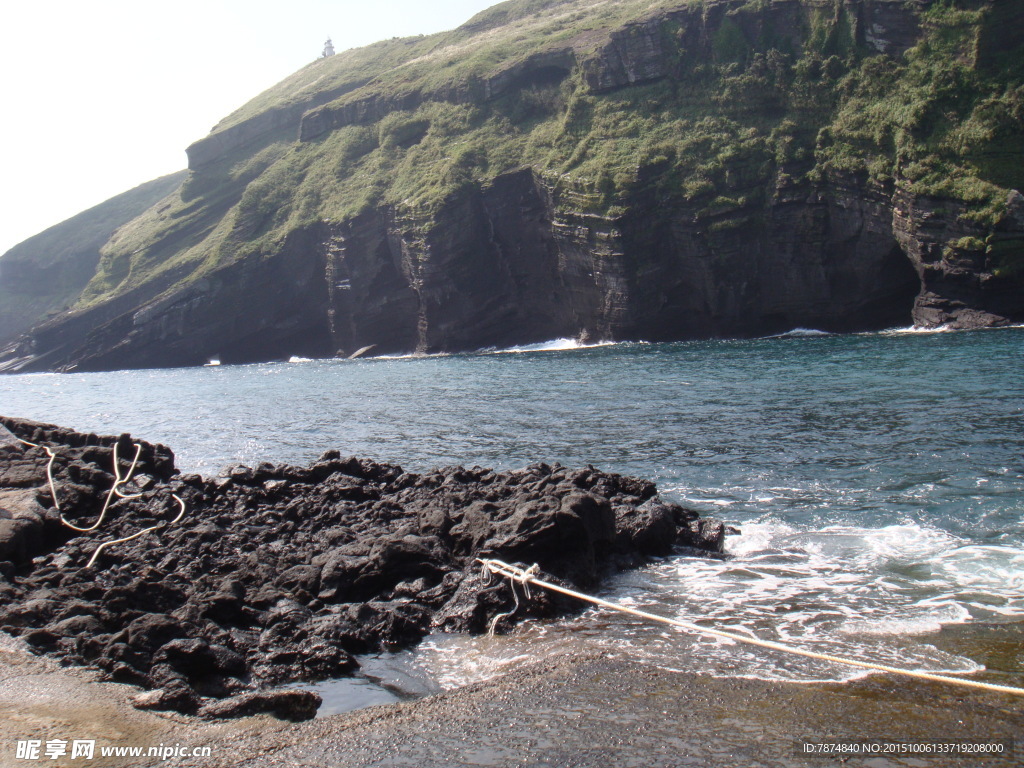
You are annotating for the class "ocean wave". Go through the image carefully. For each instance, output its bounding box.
[480,337,623,354]
[423,518,1018,685]
[349,339,621,359]
[877,322,1024,336]
[838,603,972,637]
[880,324,959,335]
[368,517,1006,693]
[372,351,452,360]
[390,532,989,689]
[764,328,833,339]
[933,545,1024,592]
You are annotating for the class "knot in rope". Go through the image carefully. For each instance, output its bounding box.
[478,559,542,637]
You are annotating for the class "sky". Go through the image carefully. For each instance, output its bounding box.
[0,0,502,255]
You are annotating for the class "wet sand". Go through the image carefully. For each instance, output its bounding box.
[3,629,1021,768]
[194,653,1021,768]
[0,634,286,768]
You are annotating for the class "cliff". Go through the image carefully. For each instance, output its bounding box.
[1,0,1021,373]
[0,172,186,349]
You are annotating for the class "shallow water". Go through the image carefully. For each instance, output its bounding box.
[2,326,1022,711]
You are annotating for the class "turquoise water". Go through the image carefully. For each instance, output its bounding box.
[2,327,1022,690]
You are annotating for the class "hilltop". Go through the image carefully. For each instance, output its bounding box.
[1,0,1022,372]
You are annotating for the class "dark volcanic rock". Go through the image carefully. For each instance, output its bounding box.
[196,690,322,721]
[0,416,728,720]
[615,498,679,557]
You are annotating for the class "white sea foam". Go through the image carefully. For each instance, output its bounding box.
[872,323,1024,337]
[372,351,452,360]
[483,337,619,354]
[933,545,1024,596]
[839,602,971,636]
[288,356,314,363]
[766,328,832,338]
[401,518,1019,690]
[322,338,638,360]
[881,324,959,335]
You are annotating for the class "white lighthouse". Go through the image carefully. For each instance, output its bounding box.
[322,38,335,58]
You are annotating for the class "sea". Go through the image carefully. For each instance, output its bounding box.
[2,326,1022,714]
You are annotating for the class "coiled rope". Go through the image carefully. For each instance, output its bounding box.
[14,436,186,567]
[478,558,1024,698]
[65,440,144,533]
[18,436,145,531]
[485,563,539,637]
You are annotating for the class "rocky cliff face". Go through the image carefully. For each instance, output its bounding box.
[890,188,1024,328]
[0,172,187,350]
[5,167,926,370]
[1,0,1020,373]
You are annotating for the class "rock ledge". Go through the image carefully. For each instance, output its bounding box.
[0,416,724,719]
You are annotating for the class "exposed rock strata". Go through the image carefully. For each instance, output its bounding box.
[1,0,1020,373]
[0,166,947,371]
[894,189,1024,328]
[0,416,725,719]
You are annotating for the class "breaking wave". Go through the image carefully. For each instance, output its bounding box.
[393,518,1012,691]
[765,328,833,338]
[480,337,622,354]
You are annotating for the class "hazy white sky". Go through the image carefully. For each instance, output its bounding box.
[0,0,501,255]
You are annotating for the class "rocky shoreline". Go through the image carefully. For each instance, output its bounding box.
[0,415,725,720]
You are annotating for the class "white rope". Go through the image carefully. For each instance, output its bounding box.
[14,435,188,568]
[482,562,538,637]
[477,558,1024,698]
[15,436,143,532]
[86,494,186,568]
[64,441,143,533]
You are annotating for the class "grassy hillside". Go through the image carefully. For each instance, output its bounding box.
[45,0,1024,320]
[0,171,187,344]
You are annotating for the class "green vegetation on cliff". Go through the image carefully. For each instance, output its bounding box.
[818,1,1023,223]
[2,0,1021,373]
[0,171,187,345]
[69,0,1022,315]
